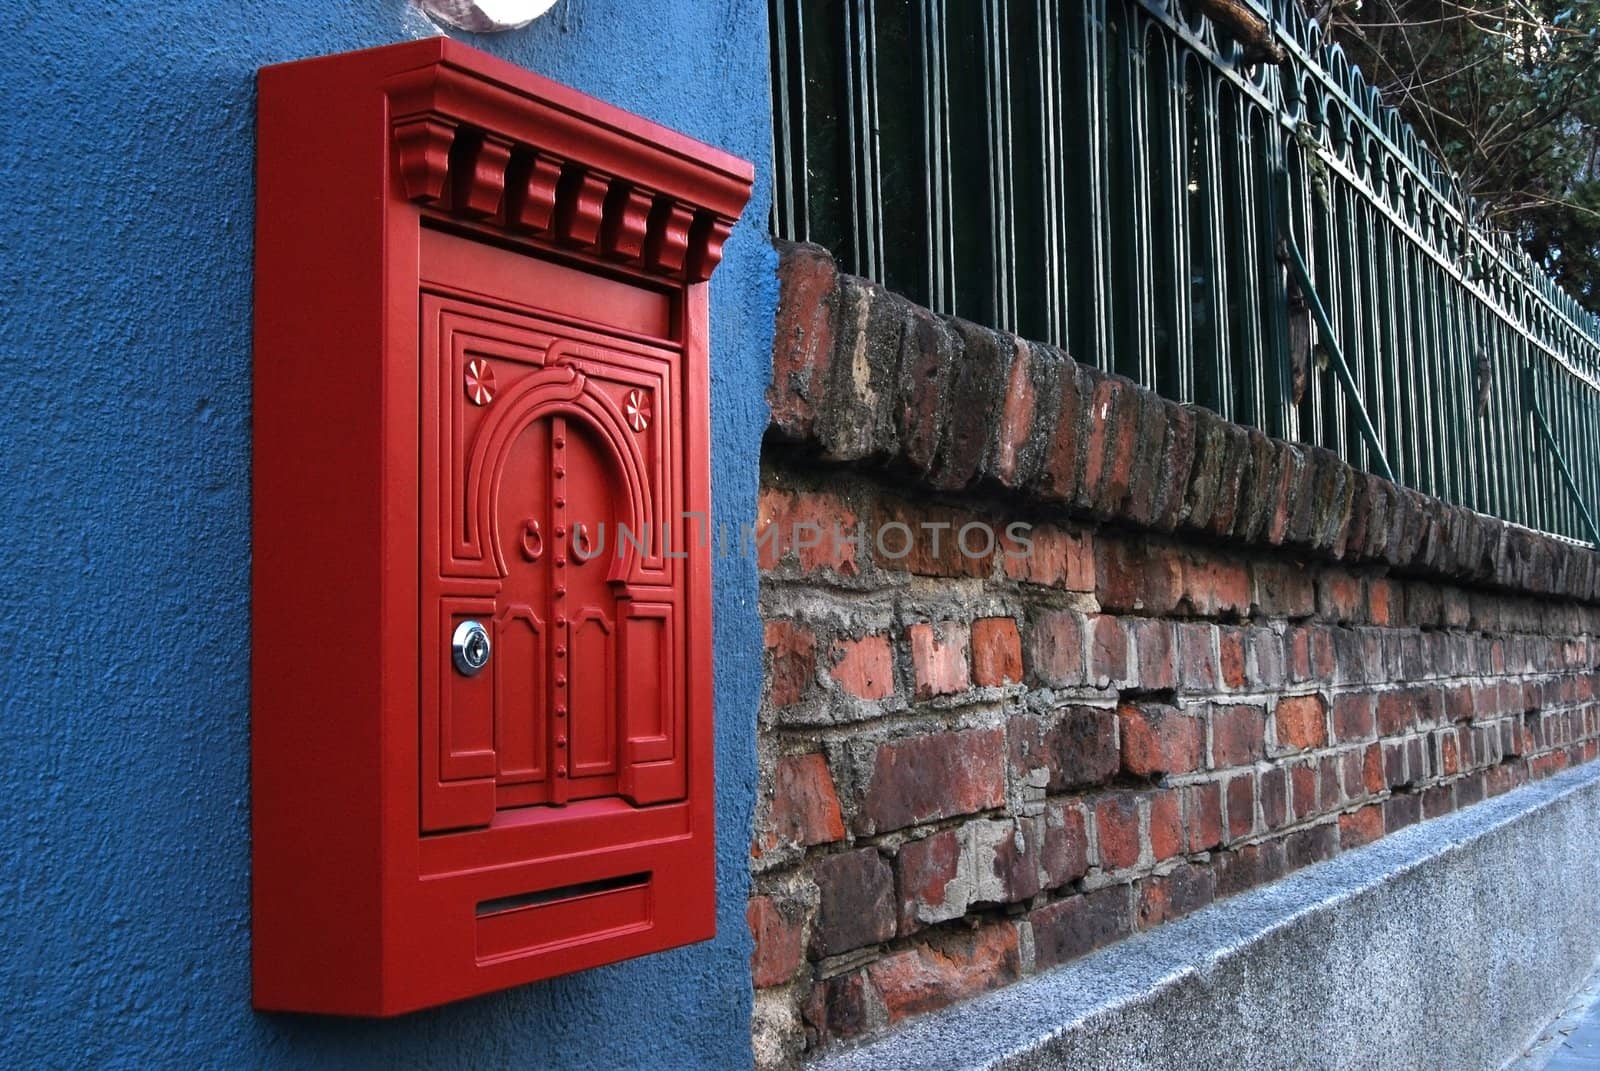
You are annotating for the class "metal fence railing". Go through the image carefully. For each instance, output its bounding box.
[769,0,1600,545]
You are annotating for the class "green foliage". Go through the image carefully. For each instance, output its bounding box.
[1319,0,1600,309]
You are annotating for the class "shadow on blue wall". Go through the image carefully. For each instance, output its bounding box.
[0,2,774,1067]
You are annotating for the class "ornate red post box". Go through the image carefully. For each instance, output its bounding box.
[251,39,751,1015]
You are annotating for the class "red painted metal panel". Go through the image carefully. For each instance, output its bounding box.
[252,39,750,1015]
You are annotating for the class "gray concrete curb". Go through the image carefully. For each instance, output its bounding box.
[811,763,1600,1071]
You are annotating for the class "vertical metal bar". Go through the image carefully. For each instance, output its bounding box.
[1281,238,1397,482]
[1524,369,1600,545]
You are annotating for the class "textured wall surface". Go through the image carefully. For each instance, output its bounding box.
[812,760,1600,1071]
[751,243,1600,1067]
[0,2,774,1067]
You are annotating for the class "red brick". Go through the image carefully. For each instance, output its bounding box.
[1438,728,1461,776]
[1226,774,1256,840]
[1119,702,1203,777]
[769,243,838,440]
[1033,360,1086,504]
[1088,615,1129,687]
[1095,793,1142,870]
[992,337,1037,487]
[1254,560,1316,618]
[1030,886,1134,969]
[1260,766,1288,829]
[806,969,875,1044]
[761,753,846,855]
[1042,803,1090,888]
[1331,692,1376,742]
[1290,760,1319,820]
[1002,524,1094,591]
[866,924,1021,1024]
[1176,622,1219,692]
[811,848,896,957]
[1027,610,1086,686]
[1182,554,1253,617]
[748,894,805,988]
[758,487,862,576]
[1184,781,1224,852]
[1009,707,1120,792]
[857,727,1007,834]
[1149,790,1183,861]
[1095,538,1183,614]
[1129,618,1177,691]
[1275,693,1328,751]
[909,621,971,699]
[830,633,895,700]
[894,828,963,933]
[1081,375,1138,514]
[871,498,993,579]
[1137,863,1217,930]
[1368,579,1398,626]
[1283,823,1338,870]
[896,304,955,475]
[1375,689,1413,737]
[1210,704,1267,768]
[765,620,816,708]
[1338,804,1384,849]
[1218,628,1246,690]
[971,617,1023,687]
[1317,571,1365,623]
[1362,743,1385,795]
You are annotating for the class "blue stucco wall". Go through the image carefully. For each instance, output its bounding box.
[0,2,775,1067]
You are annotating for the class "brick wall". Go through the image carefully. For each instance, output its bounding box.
[748,243,1600,1068]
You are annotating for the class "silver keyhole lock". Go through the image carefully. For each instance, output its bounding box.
[452,620,492,677]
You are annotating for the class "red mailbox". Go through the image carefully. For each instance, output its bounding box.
[251,39,751,1015]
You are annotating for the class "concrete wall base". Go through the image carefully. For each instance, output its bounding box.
[814,763,1600,1071]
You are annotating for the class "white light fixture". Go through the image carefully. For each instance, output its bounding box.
[418,0,559,32]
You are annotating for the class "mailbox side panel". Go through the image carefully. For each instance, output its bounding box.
[252,47,426,1015]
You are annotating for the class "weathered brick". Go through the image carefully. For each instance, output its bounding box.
[1283,822,1339,870]
[1121,385,1170,526]
[1119,701,1203,777]
[766,620,817,708]
[820,274,908,461]
[1088,614,1130,688]
[1003,524,1094,590]
[1331,692,1376,742]
[761,753,846,856]
[1176,622,1219,693]
[1218,628,1247,690]
[1274,693,1329,751]
[1254,560,1317,619]
[1183,554,1253,618]
[1078,373,1140,517]
[1214,841,1288,896]
[1153,401,1199,531]
[758,486,862,576]
[1225,773,1257,842]
[1375,689,1413,737]
[1248,628,1287,689]
[749,894,806,988]
[1211,704,1267,768]
[989,336,1041,488]
[1338,804,1384,849]
[857,727,1007,834]
[1137,863,1217,930]
[1030,887,1134,970]
[971,617,1023,687]
[1383,791,1423,831]
[830,633,895,701]
[769,242,839,442]
[1027,609,1086,687]
[1185,781,1224,852]
[908,621,971,699]
[896,303,958,475]
[1289,760,1319,820]
[866,924,1021,1024]
[1260,766,1288,829]
[811,848,896,957]
[1095,537,1183,614]
[1042,803,1090,889]
[1149,790,1184,861]
[870,497,992,579]
[806,970,877,1044]
[932,320,1013,490]
[1008,706,1122,793]
[1317,571,1365,624]
[894,828,964,933]
[1032,358,1088,505]
[1094,793,1142,870]
[1129,618,1177,691]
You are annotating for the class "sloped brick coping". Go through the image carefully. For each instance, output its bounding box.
[768,240,1600,605]
[808,760,1600,1071]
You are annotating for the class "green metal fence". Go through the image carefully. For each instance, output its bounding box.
[769,0,1600,545]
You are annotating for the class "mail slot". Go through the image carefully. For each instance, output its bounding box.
[251,39,751,1015]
